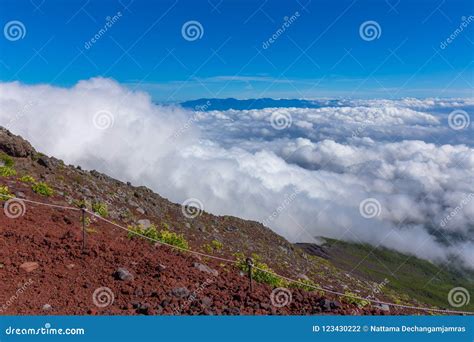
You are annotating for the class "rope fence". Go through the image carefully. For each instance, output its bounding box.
[87,210,239,265]
[1,193,473,315]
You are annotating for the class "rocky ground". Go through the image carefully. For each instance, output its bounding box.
[0,193,393,315]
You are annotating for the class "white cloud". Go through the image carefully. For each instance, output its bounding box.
[0,78,473,270]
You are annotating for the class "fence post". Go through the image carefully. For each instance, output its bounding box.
[246,257,254,292]
[81,207,86,252]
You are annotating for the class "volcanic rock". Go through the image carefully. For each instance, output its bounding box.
[114,267,134,281]
[20,262,39,273]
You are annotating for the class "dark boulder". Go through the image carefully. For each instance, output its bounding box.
[0,127,35,157]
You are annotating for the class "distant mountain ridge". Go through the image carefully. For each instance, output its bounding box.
[180,98,343,111]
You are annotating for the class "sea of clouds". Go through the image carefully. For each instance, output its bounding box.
[0,77,473,270]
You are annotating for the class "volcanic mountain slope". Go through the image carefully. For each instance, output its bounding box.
[0,127,467,315]
[298,240,474,312]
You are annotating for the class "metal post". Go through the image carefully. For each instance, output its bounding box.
[246,257,254,292]
[81,207,86,252]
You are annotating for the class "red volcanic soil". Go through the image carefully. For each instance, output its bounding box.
[0,185,394,316]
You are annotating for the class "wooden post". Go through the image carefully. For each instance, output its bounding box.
[246,257,254,292]
[81,207,86,252]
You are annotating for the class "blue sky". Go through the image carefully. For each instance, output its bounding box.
[1,0,473,101]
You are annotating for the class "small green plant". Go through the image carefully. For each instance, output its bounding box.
[18,175,36,183]
[202,239,223,253]
[0,166,16,177]
[235,252,284,287]
[80,215,91,228]
[0,154,16,177]
[32,182,54,196]
[0,185,13,199]
[73,199,90,209]
[127,224,159,241]
[203,244,213,254]
[157,229,189,250]
[0,154,14,168]
[289,278,324,295]
[127,224,142,238]
[127,224,189,250]
[211,239,223,250]
[343,292,370,308]
[92,202,108,218]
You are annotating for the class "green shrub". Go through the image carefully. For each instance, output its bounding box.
[0,154,14,168]
[127,224,159,241]
[81,216,91,228]
[128,224,189,250]
[0,185,13,199]
[235,252,284,287]
[32,182,54,196]
[211,239,223,250]
[73,199,90,209]
[203,239,223,253]
[203,244,213,254]
[92,202,108,218]
[0,166,16,177]
[158,229,189,250]
[289,278,314,291]
[18,175,36,183]
[289,278,323,295]
[343,292,370,307]
[0,154,16,177]
[127,224,139,238]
